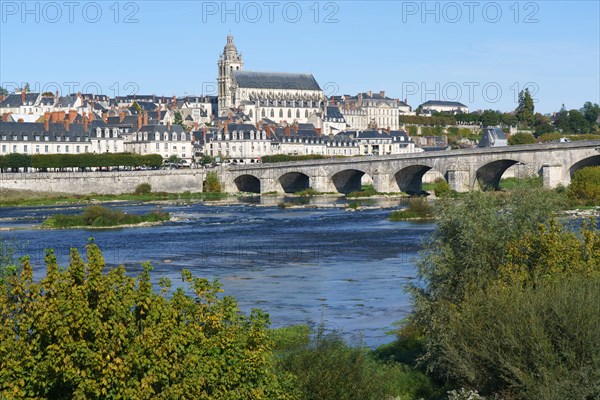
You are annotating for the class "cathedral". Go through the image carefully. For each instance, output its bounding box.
[217,35,324,124]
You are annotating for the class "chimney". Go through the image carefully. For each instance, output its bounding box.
[172,95,177,108]
[64,119,70,131]
[284,126,291,137]
[21,90,26,104]
[380,91,385,98]
[59,111,66,121]
[202,126,207,143]
[119,111,125,122]
[137,113,142,129]
[88,112,95,122]
[143,111,148,126]
[358,94,363,107]
[2,113,10,122]
[157,105,162,122]
[55,89,59,98]
[224,120,229,134]
[68,109,77,122]
[167,120,171,131]
[44,117,49,132]
[367,90,372,97]
[102,111,108,123]
[83,112,88,132]
[193,121,199,130]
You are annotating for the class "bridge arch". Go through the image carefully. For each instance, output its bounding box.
[278,172,310,193]
[234,174,261,193]
[331,169,369,194]
[569,155,600,178]
[475,159,522,190]
[394,165,444,195]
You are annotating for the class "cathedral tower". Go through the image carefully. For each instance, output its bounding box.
[218,34,243,115]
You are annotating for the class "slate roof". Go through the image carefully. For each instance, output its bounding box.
[421,100,467,108]
[0,93,41,107]
[0,121,90,141]
[232,71,321,91]
[324,106,346,122]
[478,127,508,147]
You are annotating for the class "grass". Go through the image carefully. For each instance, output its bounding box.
[0,189,227,207]
[499,176,543,190]
[294,188,319,197]
[389,198,433,221]
[347,184,379,198]
[42,205,169,228]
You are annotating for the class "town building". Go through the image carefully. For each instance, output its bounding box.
[217,35,324,123]
[418,100,469,115]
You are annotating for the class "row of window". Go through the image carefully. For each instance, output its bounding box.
[1,144,89,153]
[133,132,187,141]
[2,134,88,142]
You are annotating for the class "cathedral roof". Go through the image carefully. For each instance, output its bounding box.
[232,71,321,91]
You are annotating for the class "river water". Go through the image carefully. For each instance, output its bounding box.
[0,197,434,347]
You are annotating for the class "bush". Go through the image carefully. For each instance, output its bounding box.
[204,171,222,193]
[508,132,536,145]
[275,328,435,400]
[433,178,451,197]
[389,198,433,221]
[439,276,600,399]
[568,166,600,201]
[0,242,292,399]
[134,183,152,195]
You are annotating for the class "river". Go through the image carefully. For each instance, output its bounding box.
[0,197,434,348]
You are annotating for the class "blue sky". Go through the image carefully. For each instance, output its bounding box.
[1,0,598,113]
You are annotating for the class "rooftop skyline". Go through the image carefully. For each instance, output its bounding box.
[1,1,598,113]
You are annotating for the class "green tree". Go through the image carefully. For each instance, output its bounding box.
[566,109,592,133]
[410,190,560,377]
[0,86,8,96]
[132,101,142,114]
[568,166,600,201]
[0,241,293,399]
[582,101,600,125]
[480,110,501,127]
[204,171,222,193]
[174,111,184,127]
[508,132,536,145]
[515,88,535,127]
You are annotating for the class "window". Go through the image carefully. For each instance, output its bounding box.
[45,145,49,153]
[1,145,6,152]
[12,145,17,152]
[156,143,159,150]
[24,145,28,152]
[65,145,70,152]
[76,145,80,153]
[35,145,39,153]
[84,146,88,152]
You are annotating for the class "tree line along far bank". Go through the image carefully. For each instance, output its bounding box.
[0,153,163,172]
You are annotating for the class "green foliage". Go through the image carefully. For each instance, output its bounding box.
[294,188,318,197]
[347,184,378,198]
[0,242,292,399]
[438,276,600,399]
[0,236,20,286]
[0,86,8,96]
[389,198,433,221]
[173,111,184,127]
[407,125,419,136]
[261,154,329,163]
[568,166,600,201]
[199,155,215,166]
[42,205,169,228]
[134,183,152,195]
[432,178,451,197]
[275,328,435,400]
[507,132,536,145]
[516,89,535,127]
[0,153,164,171]
[499,176,542,191]
[204,171,222,193]
[410,190,560,375]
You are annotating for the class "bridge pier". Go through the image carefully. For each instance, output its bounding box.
[260,177,280,194]
[541,163,566,189]
[372,173,395,193]
[446,168,472,192]
[311,174,338,193]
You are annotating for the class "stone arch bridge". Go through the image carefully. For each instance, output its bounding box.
[221,141,600,194]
